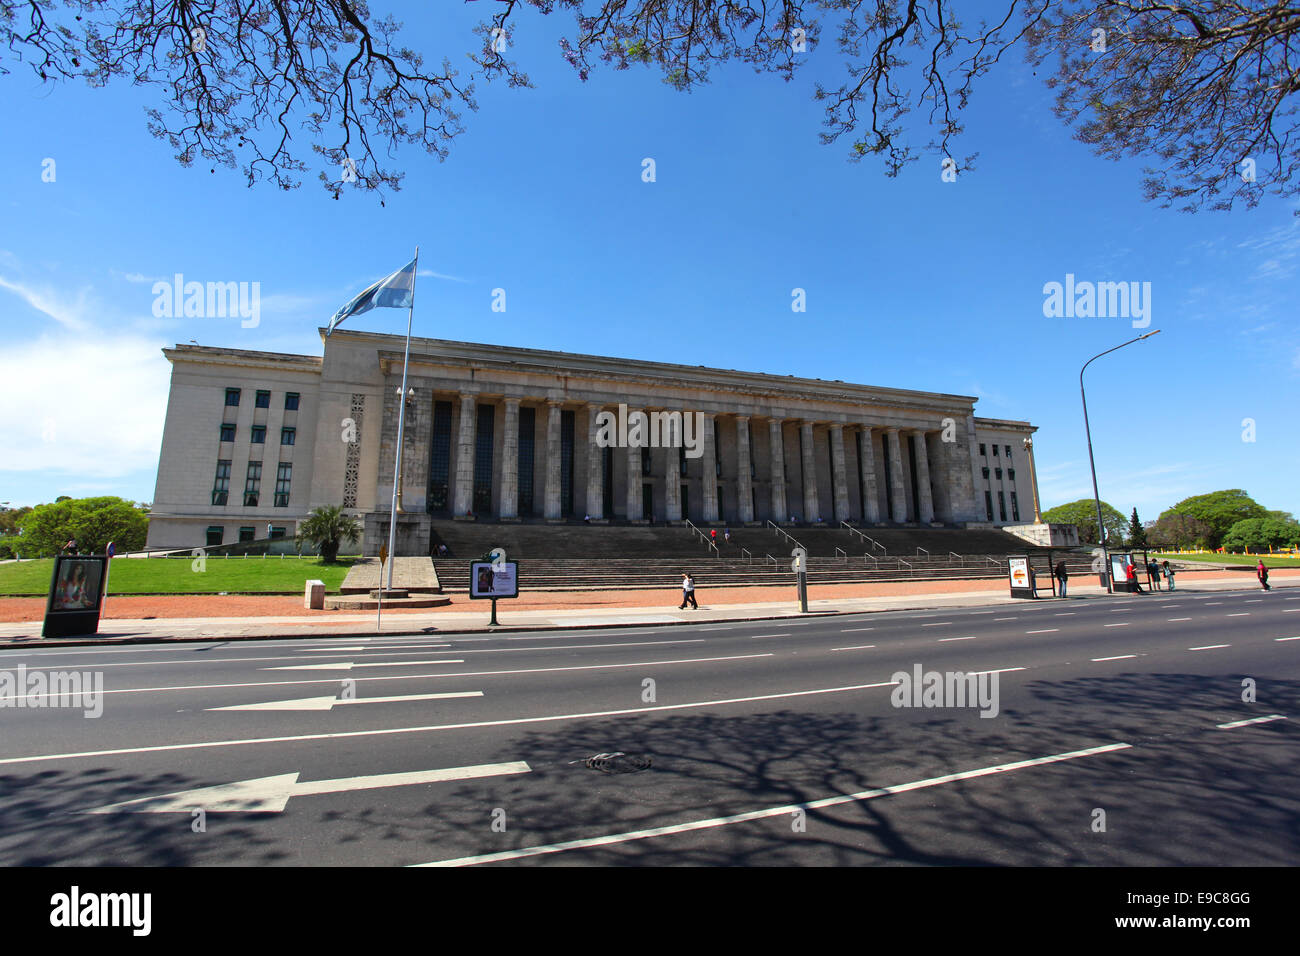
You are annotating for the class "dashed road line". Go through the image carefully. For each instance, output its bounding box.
[938,636,977,642]
[1217,715,1287,730]
[1091,655,1138,662]
[1189,644,1230,651]
[1167,617,1192,622]
[1103,623,1130,628]
[1025,629,1058,634]
[832,645,877,652]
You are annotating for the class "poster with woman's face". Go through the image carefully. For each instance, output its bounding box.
[51,558,102,611]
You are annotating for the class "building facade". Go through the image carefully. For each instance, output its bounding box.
[146,331,1042,552]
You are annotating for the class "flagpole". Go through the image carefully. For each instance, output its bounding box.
[386,246,419,592]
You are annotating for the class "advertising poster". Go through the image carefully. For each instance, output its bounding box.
[469,561,518,599]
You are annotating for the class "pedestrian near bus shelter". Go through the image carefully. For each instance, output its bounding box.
[1162,560,1176,591]
[1147,558,1162,591]
[1054,559,1069,597]
[1257,559,1271,591]
[1125,561,1145,593]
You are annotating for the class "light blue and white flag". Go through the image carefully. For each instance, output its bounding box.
[326,257,417,335]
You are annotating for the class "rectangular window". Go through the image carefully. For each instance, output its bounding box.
[427,400,454,514]
[1010,491,1020,522]
[206,526,224,547]
[984,491,994,521]
[473,403,495,515]
[274,463,292,507]
[255,390,271,408]
[981,466,990,480]
[212,460,231,506]
[250,425,266,444]
[641,449,652,476]
[749,421,757,479]
[518,406,535,517]
[979,443,986,456]
[281,427,296,446]
[225,388,240,407]
[220,424,236,443]
[1008,468,1016,481]
[269,526,286,540]
[602,445,614,519]
[679,445,687,475]
[995,467,1002,480]
[560,409,575,517]
[1005,444,1012,457]
[992,445,999,457]
[244,461,262,507]
[284,392,300,411]
[238,526,256,543]
[998,491,1007,522]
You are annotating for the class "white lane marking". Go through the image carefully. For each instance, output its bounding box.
[831,645,877,652]
[1227,613,1250,617]
[967,667,1026,677]
[1103,623,1130,628]
[1275,637,1300,642]
[1167,617,1192,622]
[415,744,1132,867]
[1189,644,1230,651]
[840,627,874,633]
[748,634,785,639]
[86,761,531,814]
[208,691,483,712]
[13,651,453,671]
[1216,715,1288,730]
[938,636,977,642]
[1025,629,1058,634]
[1054,613,1075,617]
[920,622,952,627]
[993,617,1017,621]
[1091,655,1138,662]
[295,646,368,653]
[266,660,465,671]
[1287,597,1300,601]
[1157,604,1180,608]
[969,612,996,615]
[1283,609,1300,613]
[1245,600,1263,604]
[1205,602,1223,606]
[0,678,900,766]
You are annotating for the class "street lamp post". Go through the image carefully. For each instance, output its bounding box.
[1081,329,1161,592]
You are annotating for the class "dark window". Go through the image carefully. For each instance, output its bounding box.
[255,390,271,408]
[284,393,300,411]
[473,403,495,515]
[220,424,236,443]
[979,443,986,456]
[518,406,535,517]
[641,448,652,476]
[1005,444,1012,457]
[1011,491,1020,522]
[995,467,1003,480]
[426,400,453,514]
[225,388,240,407]
[244,461,262,507]
[679,445,687,475]
[602,445,614,519]
[280,427,296,446]
[206,526,224,547]
[238,526,255,543]
[643,483,654,521]
[881,436,894,520]
[250,425,266,444]
[749,421,757,478]
[681,484,689,522]
[992,445,999,457]
[985,491,994,521]
[560,409,575,517]
[1008,468,1016,481]
[998,491,1007,522]
[274,463,292,507]
[212,460,231,506]
[982,466,990,480]
[269,526,286,540]
[715,434,722,478]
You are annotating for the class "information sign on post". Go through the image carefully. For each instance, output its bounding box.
[470,552,519,626]
[42,554,110,638]
[1008,555,1035,600]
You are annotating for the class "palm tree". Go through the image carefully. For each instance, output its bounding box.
[297,506,361,563]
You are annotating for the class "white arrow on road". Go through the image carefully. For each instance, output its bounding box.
[85,760,530,813]
[265,659,465,671]
[207,691,483,712]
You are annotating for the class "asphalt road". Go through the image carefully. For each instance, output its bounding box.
[1,584,1297,867]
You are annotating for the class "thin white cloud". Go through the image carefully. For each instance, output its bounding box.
[0,275,92,331]
[417,269,471,283]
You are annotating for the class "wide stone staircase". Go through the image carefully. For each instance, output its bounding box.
[429,519,1091,593]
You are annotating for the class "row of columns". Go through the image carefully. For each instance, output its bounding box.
[442,393,939,525]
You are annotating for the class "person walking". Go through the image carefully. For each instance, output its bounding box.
[709,528,717,544]
[1125,561,1145,593]
[1162,560,1176,591]
[679,572,698,609]
[723,528,731,544]
[1257,558,1271,591]
[1054,559,1069,598]
[1147,558,1162,591]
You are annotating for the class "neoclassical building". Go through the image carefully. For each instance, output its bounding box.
[145,330,1044,552]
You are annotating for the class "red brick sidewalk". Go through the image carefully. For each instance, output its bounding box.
[0,567,1288,623]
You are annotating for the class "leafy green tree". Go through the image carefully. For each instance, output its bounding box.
[1159,490,1268,549]
[1127,508,1148,549]
[0,506,31,536]
[1041,499,1127,545]
[1224,516,1300,553]
[1147,513,1213,550]
[12,497,149,556]
[296,506,361,563]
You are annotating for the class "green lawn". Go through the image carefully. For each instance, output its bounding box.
[0,556,357,596]
[1156,553,1300,569]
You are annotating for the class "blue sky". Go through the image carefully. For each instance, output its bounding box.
[1,2,1295,520]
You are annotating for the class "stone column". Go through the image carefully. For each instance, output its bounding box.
[543,401,563,521]
[769,418,787,522]
[886,427,908,522]
[800,421,820,523]
[735,415,754,524]
[499,398,520,520]
[1023,437,1043,523]
[664,438,681,522]
[585,404,605,522]
[626,443,644,521]
[452,392,476,518]
[701,413,719,523]
[829,424,850,524]
[913,429,935,524]
[859,426,881,523]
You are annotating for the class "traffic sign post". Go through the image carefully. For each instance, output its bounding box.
[376,545,389,631]
[791,547,808,612]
